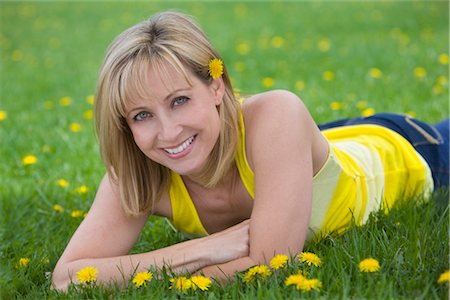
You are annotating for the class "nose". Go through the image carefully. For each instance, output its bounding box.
[157,114,182,143]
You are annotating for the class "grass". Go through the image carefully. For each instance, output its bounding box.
[0,1,448,299]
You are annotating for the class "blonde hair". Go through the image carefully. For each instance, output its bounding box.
[94,11,240,215]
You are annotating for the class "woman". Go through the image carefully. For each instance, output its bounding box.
[52,11,448,290]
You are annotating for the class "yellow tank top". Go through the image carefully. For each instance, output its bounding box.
[168,113,433,240]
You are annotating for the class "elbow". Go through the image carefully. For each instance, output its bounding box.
[51,265,71,292]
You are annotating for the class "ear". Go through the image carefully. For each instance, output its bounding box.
[209,78,225,106]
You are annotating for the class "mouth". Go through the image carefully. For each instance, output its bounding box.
[163,135,196,155]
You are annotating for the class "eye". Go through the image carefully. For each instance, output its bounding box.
[172,96,189,107]
[133,111,151,122]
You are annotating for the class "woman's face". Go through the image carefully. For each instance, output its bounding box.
[125,63,224,178]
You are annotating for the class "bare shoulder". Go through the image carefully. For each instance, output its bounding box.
[241,89,329,174]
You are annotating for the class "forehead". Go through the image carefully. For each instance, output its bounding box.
[124,59,194,108]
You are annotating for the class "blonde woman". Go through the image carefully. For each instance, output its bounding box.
[52,11,449,290]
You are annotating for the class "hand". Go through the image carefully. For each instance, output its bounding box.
[200,219,250,266]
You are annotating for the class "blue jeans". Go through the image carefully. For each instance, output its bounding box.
[318,113,449,190]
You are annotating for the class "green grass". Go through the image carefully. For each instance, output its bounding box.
[1,1,448,299]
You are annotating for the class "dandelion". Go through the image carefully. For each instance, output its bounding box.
[359,258,380,273]
[295,80,305,91]
[270,254,289,270]
[22,154,37,166]
[76,266,98,284]
[437,75,447,86]
[11,50,23,61]
[0,110,7,121]
[369,68,382,79]
[56,179,69,188]
[19,258,30,268]
[437,270,450,284]
[236,42,250,55]
[438,53,449,65]
[323,71,334,81]
[262,77,274,88]
[83,110,93,120]
[53,204,64,213]
[44,101,53,110]
[86,95,95,104]
[208,58,223,79]
[414,67,426,78]
[299,252,321,267]
[243,265,271,283]
[362,107,376,117]
[59,96,72,106]
[75,185,88,194]
[170,276,192,292]
[432,84,443,95]
[191,275,212,291]
[132,271,153,288]
[271,36,285,48]
[71,210,83,218]
[356,100,368,110]
[285,272,322,292]
[318,38,331,52]
[233,61,246,73]
[330,101,343,111]
[69,122,81,133]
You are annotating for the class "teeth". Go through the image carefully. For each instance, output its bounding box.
[164,136,194,154]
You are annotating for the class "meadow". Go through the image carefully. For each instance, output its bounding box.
[0,1,448,299]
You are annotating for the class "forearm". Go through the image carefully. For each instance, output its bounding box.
[52,238,212,291]
[197,256,256,283]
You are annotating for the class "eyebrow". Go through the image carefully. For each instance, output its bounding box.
[127,87,191,116]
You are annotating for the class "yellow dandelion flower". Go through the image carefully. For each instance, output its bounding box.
[438,53,449,65]
[69,122,81,133]
[285,272,322,292]
[362,107,376,117]
[56,179,69,188]
[299,252,322,267]
[86,95,95,104]
[262,77,274,88]
[437,75,448,86]
[270,254,289,270]
[437,270,450,284]
[236,42,250,55]
[71,210,83,218]
[132,271,153,288]
[59,96,72,106]
[22,155,37,166]
[330,101,343,111]
[243,265,271,283]
[356,100,368,110]
[53,204,64,213]
[170,276,192,292]
[75,185,88,194]
[432,84,443,95]
[369,68,382,79]
[414,67,426,78]
[19,258,30,267]
[359,258,380,273]
[405,111,416,118]
[83,110,93,120]
[318,38,331,52]
[76,266,98,284]
[0,110,7,121]
[271,36,285,48]
[233,61,246,73]
[191,275,212,291]
[208,58,223,79]
[12,50,23,61]
[295,80,305,91]
[323,71,334,81]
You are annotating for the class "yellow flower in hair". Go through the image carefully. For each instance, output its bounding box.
[208,58,223,79]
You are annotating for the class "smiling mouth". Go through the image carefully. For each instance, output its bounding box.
[163,136,196,155]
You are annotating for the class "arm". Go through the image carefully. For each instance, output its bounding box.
[52,174,249,291]
[198,90,329,280]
